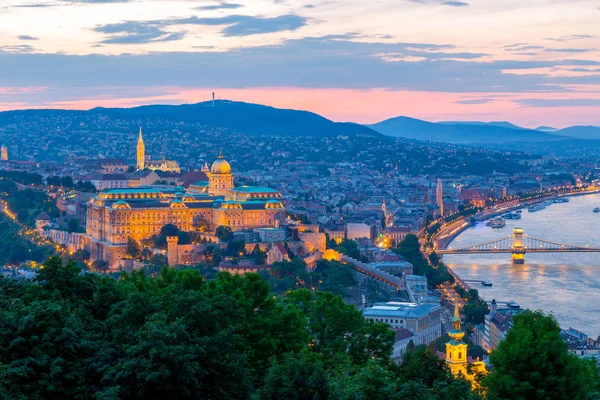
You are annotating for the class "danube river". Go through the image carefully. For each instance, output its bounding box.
[445,193,600,337]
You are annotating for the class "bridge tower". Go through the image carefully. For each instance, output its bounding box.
[511,227,526,264]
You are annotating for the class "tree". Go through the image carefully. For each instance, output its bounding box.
[335,239,361,259]
[67,218,80,233]
[251,244,267,265]
[484,310,600,400]
[254,351,329,400]
[126,236,141,259]
[216,225,234,241]
[193,214,210,232]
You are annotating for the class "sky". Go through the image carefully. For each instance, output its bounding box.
[1,0,600,128]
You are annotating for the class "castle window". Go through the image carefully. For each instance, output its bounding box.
[458,352,462,359]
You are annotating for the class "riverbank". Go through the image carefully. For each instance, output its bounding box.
[444,193,600,338]
[431,188,600,251]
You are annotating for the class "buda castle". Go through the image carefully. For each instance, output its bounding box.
[87,152,285,265]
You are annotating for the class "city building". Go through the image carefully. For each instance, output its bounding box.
[90,174,130,191]
[1,145,8,161]
[136,128,180,173]
[483,299,524,351]
[446,305,487,383]
[383,226,415,247]
[87,154,286,266]
[436,178,444,216]
[363,301,442,346]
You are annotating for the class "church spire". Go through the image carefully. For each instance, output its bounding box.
[136,126,145,170]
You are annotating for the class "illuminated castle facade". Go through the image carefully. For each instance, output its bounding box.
[136,128,180,173]
[87,153,285,265]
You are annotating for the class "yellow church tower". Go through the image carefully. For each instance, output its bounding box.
[136,127,145,170]
[446,305,468,377]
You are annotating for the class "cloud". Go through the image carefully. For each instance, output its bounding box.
[442,1,469,6]
[94,21,185,44]
[175,14,307,36]
[0,36,579,94]
[0,44,35,53]
[93,14,307,41]
[505,45,544,51]
[17,35,38,41]
[196,2,243,11]
[545,34,594,42]
[515,98,600,107]
[544,48,589,53]
[456,98,494,104]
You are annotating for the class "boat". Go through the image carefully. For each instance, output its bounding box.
[542,201,552,207]
[503,212,521,220]
[485,221,492,226]
[482,280,493,287]
[516,210,522,214]
[490,218,506,228]
[594,207,600,213]
[507,300,520,308]
[554,197,569,203]
[528,203,546,212]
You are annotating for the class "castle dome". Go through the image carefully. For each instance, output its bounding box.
[211,153,231,174]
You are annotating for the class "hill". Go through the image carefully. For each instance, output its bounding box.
[0,100,381,138]
[553,125,600,140]
[367,116,563,143]
[439,121,527,130]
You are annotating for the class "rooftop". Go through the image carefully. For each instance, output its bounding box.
[231,185,279,193]
[363,301,440,319]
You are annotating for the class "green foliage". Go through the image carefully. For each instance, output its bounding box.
[0,258,486,399]
[395,235,452,287]
[454,287,490,325]
[335,239,362,260]
[6,188,59,227]
[67,218,81,233]
[484,310,600,400]
[215,225,234,241]
[0,215,54,265]
[0,170,43,185]
[126,236,141,259]
[263,259,356,297]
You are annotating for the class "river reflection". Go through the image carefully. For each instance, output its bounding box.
[445,193,600,337]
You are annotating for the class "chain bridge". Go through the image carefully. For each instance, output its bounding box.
[437,228,600,264]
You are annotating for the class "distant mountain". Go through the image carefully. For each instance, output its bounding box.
[553,125,600,140]
[0,100,381,138]
[367,116,562,143]
[439,121,527,130]
[536,126,558,132]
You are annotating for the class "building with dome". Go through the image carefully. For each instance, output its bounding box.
[86,153,285,265]
[446,305,487,387]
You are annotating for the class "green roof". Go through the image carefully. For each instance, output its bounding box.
[231,186,279,193]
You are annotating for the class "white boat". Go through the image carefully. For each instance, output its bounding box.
[504,212,521,220]
[507,300,520,308]
[528,204,546,212]
[490,218,506,228]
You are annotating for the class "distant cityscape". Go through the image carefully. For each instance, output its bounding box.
[1,100,599,397]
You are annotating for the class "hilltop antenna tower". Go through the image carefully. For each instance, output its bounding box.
[212,92,215,107]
